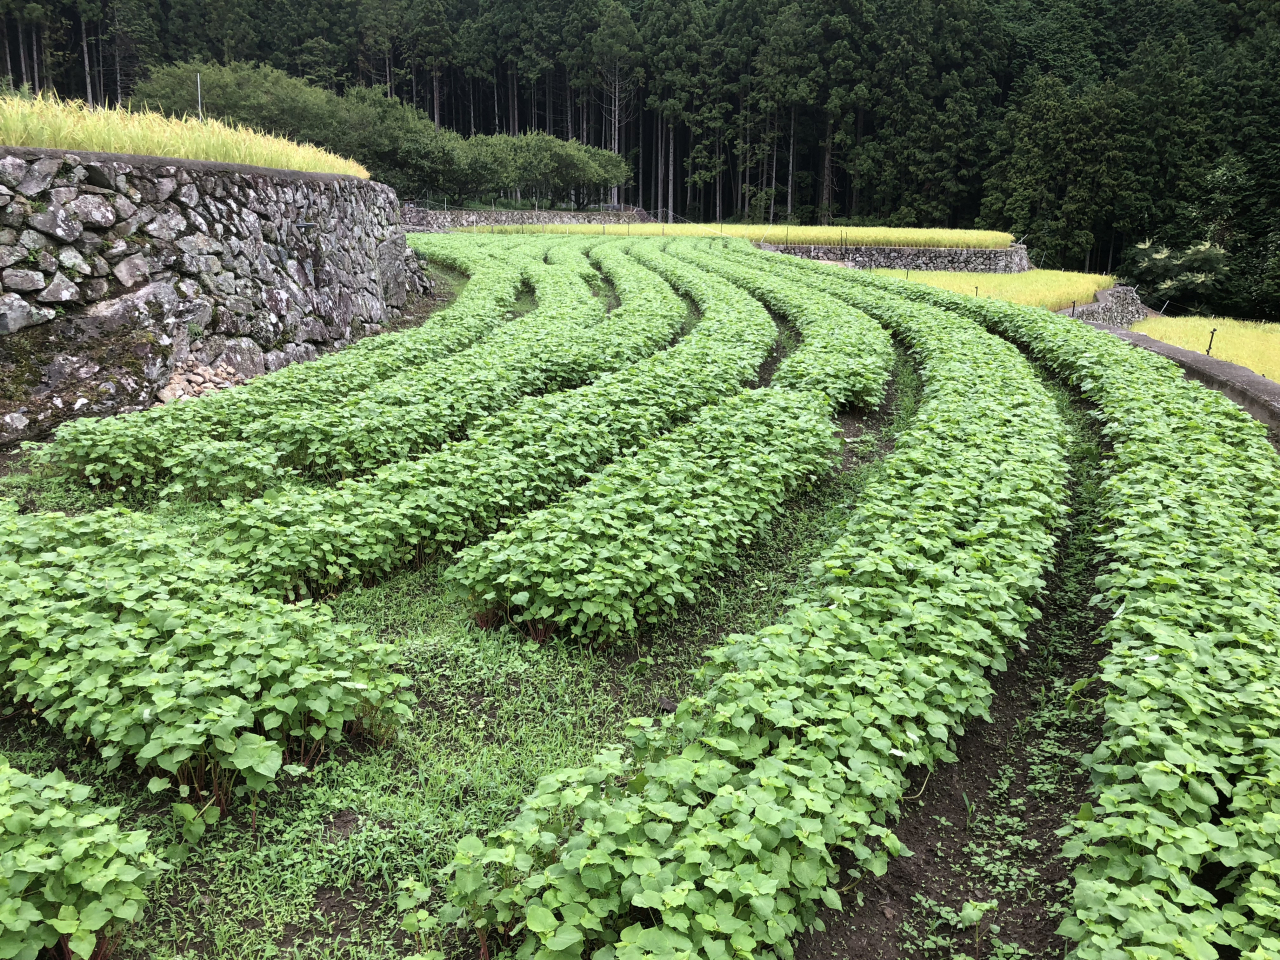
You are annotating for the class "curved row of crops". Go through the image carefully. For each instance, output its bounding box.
[426,251,1069,960]
[823,266,1280,960]
[442,241,894,642]
[671,244,894,409]
[165,252,611,492]
[213,242,772,598]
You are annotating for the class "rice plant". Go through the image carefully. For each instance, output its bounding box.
[873,267,1114,310]
[1134,314,1280,379]
[456,221,1015,249]
[0,93,368,177]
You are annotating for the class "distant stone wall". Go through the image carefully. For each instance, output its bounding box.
[1058,285,1146,328]
[403,205,651,232]
[0,147,426,446]
[762,242,1031,273]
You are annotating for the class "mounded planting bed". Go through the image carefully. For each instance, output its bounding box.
[1,235,1275,960]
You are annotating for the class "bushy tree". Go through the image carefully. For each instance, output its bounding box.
[134,60,629,203]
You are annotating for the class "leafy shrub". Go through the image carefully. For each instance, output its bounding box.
[1122,239,1229,310]
[0,758,166,960]
[0,508,411,810]
[446,388,842,641]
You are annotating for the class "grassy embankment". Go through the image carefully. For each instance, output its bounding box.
[873,268,1114,311]
[1133,315,1280,380]
[457,222,1015,249]
[0,93,368,177]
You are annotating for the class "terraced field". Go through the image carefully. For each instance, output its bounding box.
[2,235,1276,960]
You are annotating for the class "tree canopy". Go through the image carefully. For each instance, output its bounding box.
[3,0,1277,316]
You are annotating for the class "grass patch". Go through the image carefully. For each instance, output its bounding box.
[872,267,1114,311]
[1133,314,1280,380]
[0,93,368,177]
[455,223,1014,249]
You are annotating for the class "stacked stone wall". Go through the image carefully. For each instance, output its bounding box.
[1058,285,1147,328]
[403,205,651,232]
[0,147,425,445]
[761,242,1031,273]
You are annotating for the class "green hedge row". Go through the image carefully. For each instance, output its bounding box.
[0,502,411,809]
[213,241,775,599]
[0,757,166,960]
[424,261,1068,960]
[41,233,541,493]
[824,265,1280,960]
[671,242,894,410]
[446,387,841,642]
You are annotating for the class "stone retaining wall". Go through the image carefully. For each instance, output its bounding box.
[403,205,651,232]
[761,242,1030,273]
[1057,285,1146,328]
[0,147,426,446]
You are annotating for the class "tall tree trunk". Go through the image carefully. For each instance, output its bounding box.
[820,117,834,225]
[432,61,440,130]
[656,119,664,217]
[80,16,93,105]
[113,12,121,104]
[493,67,499,134]
[667,123,674,223]
[32,23,40,94]
[96,21,105,105]
[787,106,795,218]
[638,109,644,210]
[716,135,722,223]
[769,114,778,224]
[3,18,12,89]
[17,19,27,88]
[685,128,693,211]
[615,80,623,204]
[566,70,574,142]
[509,63,517,134]
[851,106,864,216]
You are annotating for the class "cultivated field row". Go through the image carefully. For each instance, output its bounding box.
[1,236,1275,960]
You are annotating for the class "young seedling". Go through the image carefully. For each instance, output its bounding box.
[960,900,1000,955]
